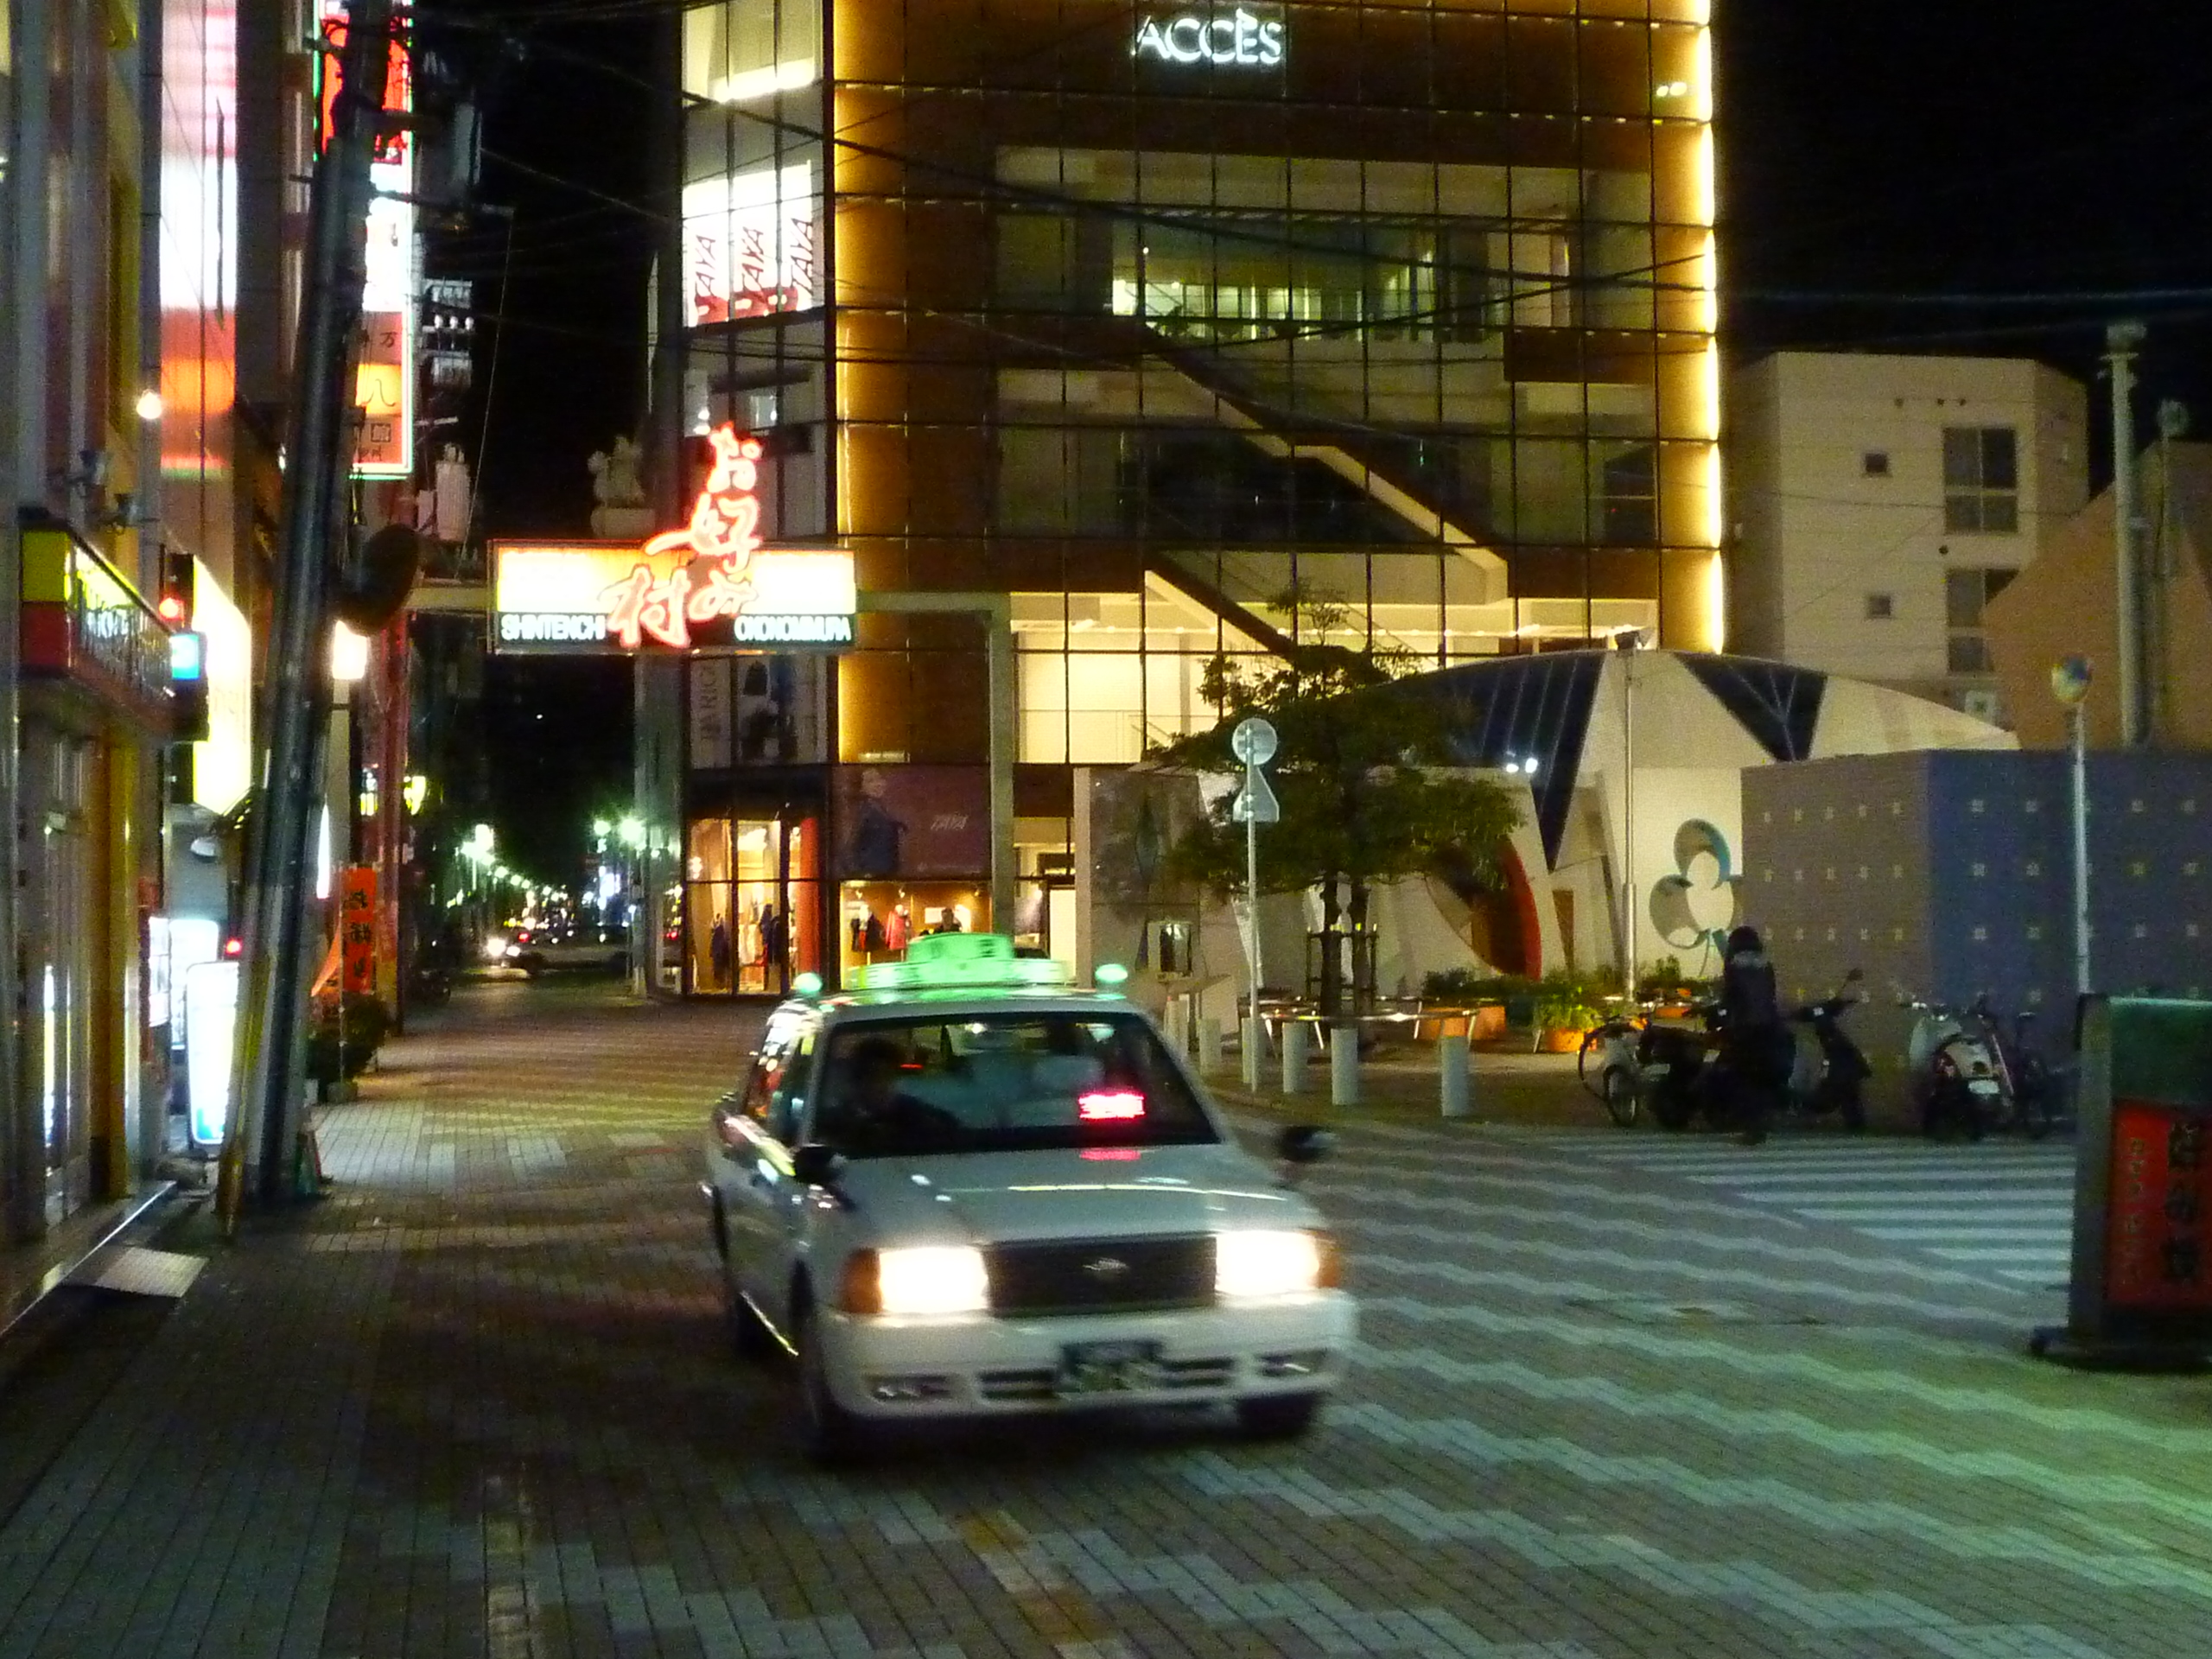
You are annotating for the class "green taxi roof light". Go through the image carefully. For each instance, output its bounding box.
[1094,963,1129,988]
[856,933,1076,994]
[792,971,823,998]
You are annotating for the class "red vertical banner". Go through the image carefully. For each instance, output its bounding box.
[341,867,378,996]
[2106,1102,2212,1310]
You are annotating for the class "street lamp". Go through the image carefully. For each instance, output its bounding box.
[2053,656,2094,997]
[617,815,645,851]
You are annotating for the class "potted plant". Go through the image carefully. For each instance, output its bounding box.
[306,995,391,1086]
[1531,969,1604,1052]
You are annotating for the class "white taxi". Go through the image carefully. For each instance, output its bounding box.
[700,933,1356,1460]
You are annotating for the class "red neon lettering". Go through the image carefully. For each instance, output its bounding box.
[602,565,693,650]
[643,424,765,569]
[685,558,755,623]
[1077,1090,1147,1122]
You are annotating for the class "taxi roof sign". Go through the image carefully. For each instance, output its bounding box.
[857,932,1074,995]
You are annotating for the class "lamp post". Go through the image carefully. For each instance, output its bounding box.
[2053,657,2094,998]
[619,814,648,993]
[1230,717,1280,1090]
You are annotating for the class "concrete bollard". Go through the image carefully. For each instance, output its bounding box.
[1281,1020,1309,1095]
[1439,1032,1472,1118]
[1197,1016,1224,1073]
[1241,1015,1266,1091]
[1331,1026,1360,1106]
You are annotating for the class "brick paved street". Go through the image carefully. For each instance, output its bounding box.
[3,980,2209,1658]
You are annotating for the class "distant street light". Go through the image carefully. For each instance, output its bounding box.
[618,816,646,851]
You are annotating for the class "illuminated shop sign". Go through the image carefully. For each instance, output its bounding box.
[682,162,819,327]
[1133,5,1285,68]
[18,528,174,728]
[319,3,416,478]
[491,424,855,654]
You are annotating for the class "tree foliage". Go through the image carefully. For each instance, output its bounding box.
[1152,596,1523,1024]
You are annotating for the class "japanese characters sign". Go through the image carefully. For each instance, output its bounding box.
[319,4,416,479]
[490,425,855,655]
[2106,1103,2212,1311]
[340,867,378,996]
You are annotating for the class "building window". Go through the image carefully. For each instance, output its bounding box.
[1862,451,1890,478]
[1942,427,2018,534]
[1946,568,2016,675]
[1865,593,1894,620]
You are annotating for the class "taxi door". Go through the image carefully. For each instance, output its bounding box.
[715,1016,810,1329]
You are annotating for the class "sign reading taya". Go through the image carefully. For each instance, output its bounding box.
[1133,5,1285,67]
[492,425,855,654]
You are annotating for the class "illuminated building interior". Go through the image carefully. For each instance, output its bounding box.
[669,0,1719,988]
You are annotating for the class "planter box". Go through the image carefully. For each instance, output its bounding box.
[1537,1027,1586,1054]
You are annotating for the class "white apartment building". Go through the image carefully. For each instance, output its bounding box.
[1728,352,2088,722]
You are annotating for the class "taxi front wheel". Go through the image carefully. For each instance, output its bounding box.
[723,1268,779,1362]
[796,1306,871,1465]
[1236,1393,1321,1440]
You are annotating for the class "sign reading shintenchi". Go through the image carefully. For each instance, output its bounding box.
[491,424,855,655]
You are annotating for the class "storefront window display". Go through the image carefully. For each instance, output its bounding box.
[840,883,988,984]
[831,765,991,982]
[686,810,821,995]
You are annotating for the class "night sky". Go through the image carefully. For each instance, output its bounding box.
[422,3,2212,886]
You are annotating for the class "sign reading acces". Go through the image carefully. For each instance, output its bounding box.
[492,424,855,654]
[1133,4,1285,68]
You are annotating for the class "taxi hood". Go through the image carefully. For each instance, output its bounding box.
[833,1142,1313,1246]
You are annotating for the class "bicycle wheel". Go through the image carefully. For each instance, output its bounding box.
[2013,1056,2057,1140]
[1601,1064,1640,1128]
[1578,1023,1627,1100]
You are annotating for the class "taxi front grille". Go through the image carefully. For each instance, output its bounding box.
[984,1234,1216,1317]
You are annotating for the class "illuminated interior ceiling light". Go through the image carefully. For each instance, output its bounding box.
[714,57,817,104]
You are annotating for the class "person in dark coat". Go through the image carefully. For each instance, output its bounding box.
[1717,925,1789,1146]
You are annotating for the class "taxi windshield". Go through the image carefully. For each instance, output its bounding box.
[813,1012,1217,1158]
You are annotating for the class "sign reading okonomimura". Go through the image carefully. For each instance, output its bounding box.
[491,425,856,654]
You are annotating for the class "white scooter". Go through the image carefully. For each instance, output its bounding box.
[1901,991,2008,1141]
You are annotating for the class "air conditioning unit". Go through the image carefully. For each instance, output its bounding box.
[1960,689,2003,724]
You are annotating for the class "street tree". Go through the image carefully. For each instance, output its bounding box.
[1154,597,1522,1029]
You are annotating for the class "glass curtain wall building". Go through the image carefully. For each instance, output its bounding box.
[671,0,1719,990]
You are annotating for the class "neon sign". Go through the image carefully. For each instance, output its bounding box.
[489,424,855,655]
[1133,6,1285,68]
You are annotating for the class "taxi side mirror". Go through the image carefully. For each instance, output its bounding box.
[1276,1125,1333,1166]
[791,1142,847,1190]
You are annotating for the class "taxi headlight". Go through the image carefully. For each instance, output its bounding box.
[1215,1230,1339,1299]
[842,1246,990,1317]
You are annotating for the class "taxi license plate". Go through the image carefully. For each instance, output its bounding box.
[1057,1339,1161,1395]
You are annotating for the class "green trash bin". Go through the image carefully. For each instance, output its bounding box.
[2033,996,2212,1366]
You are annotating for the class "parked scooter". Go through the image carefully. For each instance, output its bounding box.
[1784,969,1872,1131]
[1579,1003,1712,1128]
[1904,991,2007,1140]
[1967,994,2063,1139]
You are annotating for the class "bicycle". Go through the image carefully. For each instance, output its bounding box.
[1578,1010,1647,1128]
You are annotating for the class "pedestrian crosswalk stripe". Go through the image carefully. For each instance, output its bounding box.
[1794,1204,2066,1221]
[1464,1127,2077,1291]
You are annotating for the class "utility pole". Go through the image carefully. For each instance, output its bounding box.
[630,0,692,998]
[2105,321,2145,748]
[221,0,395,1222]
